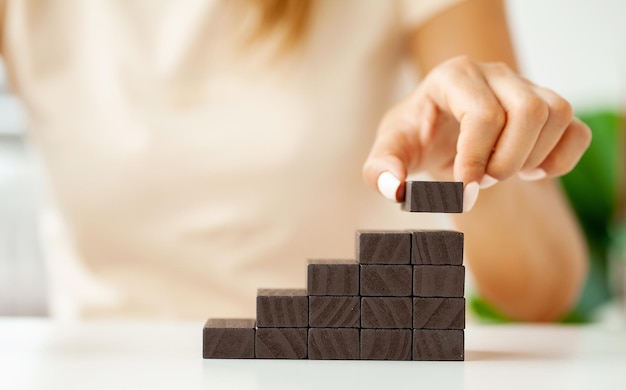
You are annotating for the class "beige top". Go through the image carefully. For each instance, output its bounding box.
[1,0,461,319]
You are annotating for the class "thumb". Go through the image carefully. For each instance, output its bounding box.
[362,96,435,201]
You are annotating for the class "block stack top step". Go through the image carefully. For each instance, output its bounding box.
[356,231,411,265]
[411,230,464,265]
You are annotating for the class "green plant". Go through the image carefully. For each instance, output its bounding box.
[560,110,622,322]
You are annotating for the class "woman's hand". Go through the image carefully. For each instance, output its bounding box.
[363,55,592,211]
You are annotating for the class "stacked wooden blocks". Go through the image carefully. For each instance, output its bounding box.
[203,181,465,361]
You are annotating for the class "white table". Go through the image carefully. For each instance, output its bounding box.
[1,319,625,390]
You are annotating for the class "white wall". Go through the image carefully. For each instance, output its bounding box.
[507,0,626,111]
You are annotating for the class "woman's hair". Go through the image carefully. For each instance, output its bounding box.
[237,0,314,51]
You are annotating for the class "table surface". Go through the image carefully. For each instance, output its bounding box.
[1,319,626,390]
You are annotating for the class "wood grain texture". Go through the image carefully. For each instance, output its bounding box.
[360,265,412,297]
[308,328,360,360]
[401,181,463,213]
[412,329,464,361]
[309,296,360,328]
[361,297,412,329]
[307,260,359,296]
[255,328,308,359]
[413,265,465,297]
[356,231,411,264]
[360,329,412,360]
[256,289,308,327]
[411,230,464,265]
[202,319,256,359]
[413,298,465,329]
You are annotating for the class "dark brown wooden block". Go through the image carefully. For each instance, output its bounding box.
[255,328,308,359]
[308,328,360,360]
[361,297,412,329]
[401,181,463,213]
[360,329,412,360]
[256,289,308,328]
[307,260,359,296]
[413,297,465,329]
[411,230,464,265]
[202,319,256,359]
[413,265,465,297]
[360,265,412,296]
[309,296,360,328]
[412,329,464,361]
[356,231,411,265]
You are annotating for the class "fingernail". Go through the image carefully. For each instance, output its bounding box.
[377,171,401,201]
[518,168,547,181]
[479,174,498,189]
[463,182,480,212]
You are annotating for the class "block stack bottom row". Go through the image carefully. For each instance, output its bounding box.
[203,229,465,361]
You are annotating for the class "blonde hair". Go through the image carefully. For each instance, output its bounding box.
[236,0,314,52]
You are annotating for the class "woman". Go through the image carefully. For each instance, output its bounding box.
[1,0,589,321]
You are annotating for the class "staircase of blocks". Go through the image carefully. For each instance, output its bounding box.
[203,181,465,361]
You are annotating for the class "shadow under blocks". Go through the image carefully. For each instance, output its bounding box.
[203,181,465,361]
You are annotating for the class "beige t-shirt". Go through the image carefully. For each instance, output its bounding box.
[1,0,461,319]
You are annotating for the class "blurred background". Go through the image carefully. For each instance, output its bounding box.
[0,0,624,320]
[0,59,46,316]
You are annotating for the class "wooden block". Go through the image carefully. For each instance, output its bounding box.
[413,297,465,329]
[255,328,308,359]
[309,296,360,328]
[356,231,411,264]
[307,259,359,296]
[202,318,256,359]
[360,329,412,360]
[308,328,360,360]
[401,181,463,213]
[413,265,465,297]
[360,265,412,296]
[412,329,464,361]
[361,297,412,329]
[256,289,308,328]
[411,230,464,265]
